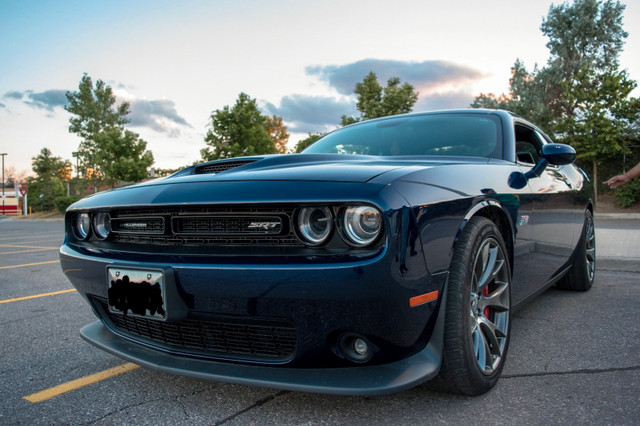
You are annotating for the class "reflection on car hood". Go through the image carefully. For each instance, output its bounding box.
[149,154,489,186]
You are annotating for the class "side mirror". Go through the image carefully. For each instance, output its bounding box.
[508,144,576,190]
[541,143,576,166]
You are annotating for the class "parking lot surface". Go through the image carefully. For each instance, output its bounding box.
[1,217,638,425]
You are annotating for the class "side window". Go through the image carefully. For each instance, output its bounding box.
[514,124,542,165]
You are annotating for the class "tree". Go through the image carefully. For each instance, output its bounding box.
[28,148,70,211]
[341,72,418,125]
[93,128,154,184]
[264,114,290,154]
[295,133,325,153]
[201,93,276,161]
[470,0,639,203]
[66,74,154,186]
[541,0,639,202]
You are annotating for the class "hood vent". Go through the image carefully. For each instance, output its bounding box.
[194,160,257,175]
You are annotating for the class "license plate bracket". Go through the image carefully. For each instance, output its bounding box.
[107,267,166,320]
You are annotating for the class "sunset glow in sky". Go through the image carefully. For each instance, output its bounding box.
[1,0,639,176]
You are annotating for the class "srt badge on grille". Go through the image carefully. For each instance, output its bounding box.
[248,221,280,230]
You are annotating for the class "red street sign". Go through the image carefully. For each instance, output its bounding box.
[19,187,28,196]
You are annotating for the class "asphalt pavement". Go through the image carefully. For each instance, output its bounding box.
[0,214,638,425]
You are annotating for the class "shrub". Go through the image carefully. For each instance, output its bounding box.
[53,195,81,214]
[615,178,640,208]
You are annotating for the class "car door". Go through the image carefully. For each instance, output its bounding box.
[512,123,582,303]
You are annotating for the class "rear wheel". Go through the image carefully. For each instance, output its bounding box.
[438,217,511,395]
[557,210,595,291]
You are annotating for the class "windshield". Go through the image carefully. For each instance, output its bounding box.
[303,113,502,158]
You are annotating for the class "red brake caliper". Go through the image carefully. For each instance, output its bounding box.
[483,286,490,319]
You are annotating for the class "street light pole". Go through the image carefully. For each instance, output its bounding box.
[1,153,7,216]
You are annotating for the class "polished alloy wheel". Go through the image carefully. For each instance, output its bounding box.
[469,236,510,375]
[585,214,596,282]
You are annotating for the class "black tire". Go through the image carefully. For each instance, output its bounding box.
[557,210,595,291]
[438,217,511,395]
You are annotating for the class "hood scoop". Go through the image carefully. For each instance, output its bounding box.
[194,159,258,175]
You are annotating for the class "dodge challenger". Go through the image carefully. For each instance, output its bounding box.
[60,109,595,395]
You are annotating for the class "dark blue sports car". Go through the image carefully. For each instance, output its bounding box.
[60,109,595,395]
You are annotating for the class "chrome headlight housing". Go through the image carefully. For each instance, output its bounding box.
[296,207,334,246]
[92,212,111,240]
[342,206,382,247]
[74,213,91,240]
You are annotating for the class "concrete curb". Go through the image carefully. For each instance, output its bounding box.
[598,257,640,272]
[595,213,640,220]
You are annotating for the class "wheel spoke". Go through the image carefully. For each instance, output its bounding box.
[478,282,509,312]
[478,315,505,355]
[473,325,489,370]
[476,245,504,292]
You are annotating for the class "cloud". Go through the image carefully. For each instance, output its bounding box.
[414,91,476,111]
[3,89,69,111]
[306,59,485,95]
[3,91,25,100]
[128,99,192,137]
[264,94,357,133]
[0,102,5,108]
[25,89,69,110]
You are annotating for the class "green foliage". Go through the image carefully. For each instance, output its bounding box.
[31,147,72,182]
[341,72,418,125]
[92,127,154,184]
[470,0,640,203]
[295,133,325,153]
[66,74,153,185]
[201,93,277,161]
[614,177,640,208]
[53,195,81,214]
[65,74,130,140]
[28,148,71,211]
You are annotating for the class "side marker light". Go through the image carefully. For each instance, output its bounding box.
[409,290,439,307]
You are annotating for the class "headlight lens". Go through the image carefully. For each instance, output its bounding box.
[342,206,382,246]
[74,213,91,240]
[93,212,111,240]
[297,207,333,245]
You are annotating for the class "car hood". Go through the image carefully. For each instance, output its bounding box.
[147,154,490,186]
[69,154,495,210]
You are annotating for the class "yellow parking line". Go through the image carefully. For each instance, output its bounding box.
[0,235,63,242]
[0,260,59,270]
[0,248,59,255]
[0,244,59,249]
[24,363,140,403]
[0,289,76,304]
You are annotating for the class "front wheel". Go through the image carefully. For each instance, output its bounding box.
[438,217,511,395]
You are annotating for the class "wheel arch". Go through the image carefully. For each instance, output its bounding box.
[455,200,515,277]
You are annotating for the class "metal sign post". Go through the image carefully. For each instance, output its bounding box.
[1,153,7,216]
[19,185,28,215]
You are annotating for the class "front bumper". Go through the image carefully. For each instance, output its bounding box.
[61,234,447,394]
[81,312,443,395]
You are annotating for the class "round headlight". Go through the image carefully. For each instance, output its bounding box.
[342,206,382,246]
[93,212,111,240]
[297,207,333,245]
[74,213,91,240]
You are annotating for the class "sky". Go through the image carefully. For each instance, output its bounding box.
[1,0,639,178]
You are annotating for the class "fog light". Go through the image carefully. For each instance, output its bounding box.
[338,333,373,363]
[353,338,368,356]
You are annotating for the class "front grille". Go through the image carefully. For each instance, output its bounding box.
[173,215,283,235]
[108,206,302,248]
[194,160,256,174]
[111,216,165,234]
[99,301,297,362]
